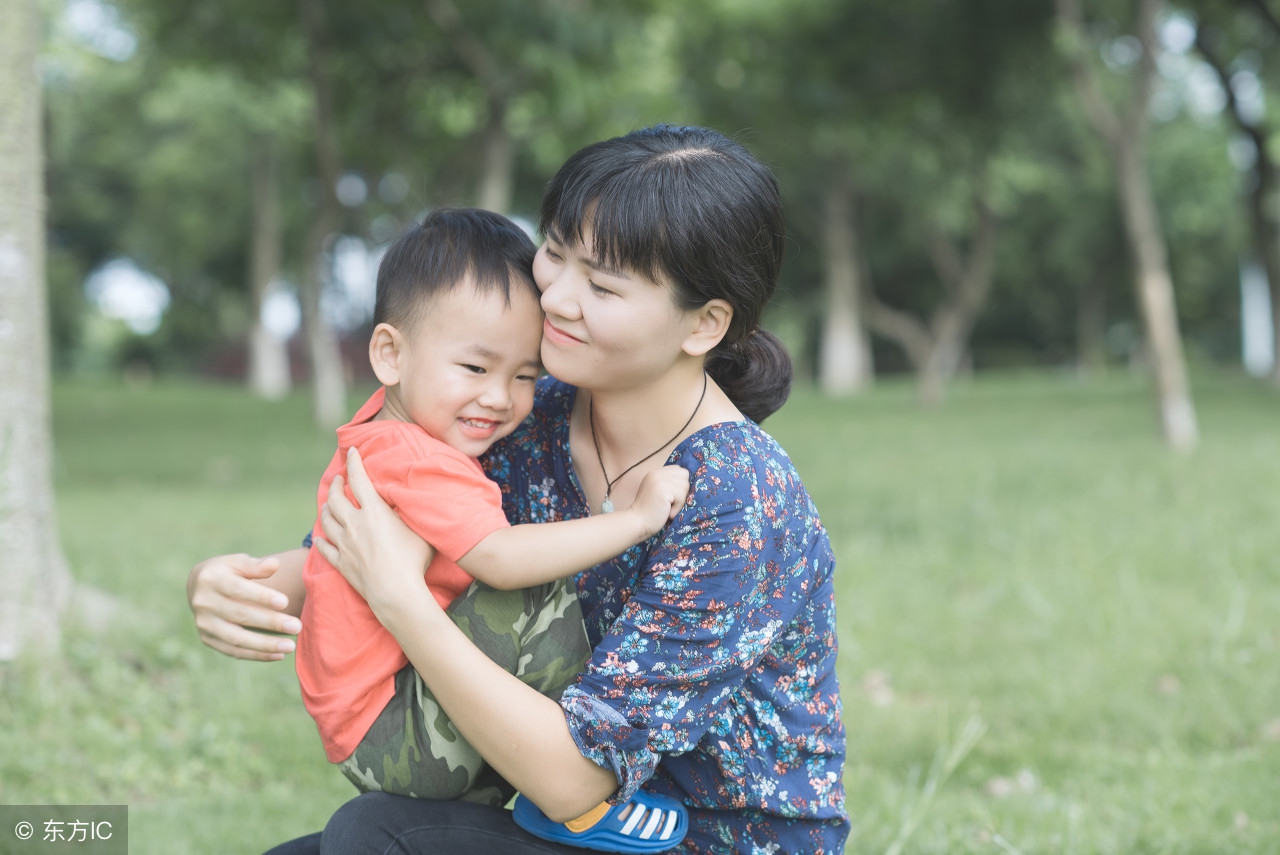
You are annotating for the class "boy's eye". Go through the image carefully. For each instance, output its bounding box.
[516,373,539,382]
[462,364,485,374]
[544,246,563,263]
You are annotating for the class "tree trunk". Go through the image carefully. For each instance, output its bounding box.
[1076,274,1108,375]
[246,134,291,400]
[818,173,874,396]
[1057,0,1198,451]
[916,195,999,405]
[477,100,514,214]
[918,331,962,406]
[0,0,73,660]
[300,0,347,429]
[1196,23,1280,386]
[863,188,999,407]
[1114,133,1198,451]
[422,0,515,216]
[1244,164,1280,386]
[1271,225,1280,386]
[298,238,346,430]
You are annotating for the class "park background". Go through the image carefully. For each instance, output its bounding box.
[3,0,1280,852]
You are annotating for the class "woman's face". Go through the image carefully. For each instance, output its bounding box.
[533,227,695,390]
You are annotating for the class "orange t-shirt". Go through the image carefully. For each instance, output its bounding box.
[296,388,510,762]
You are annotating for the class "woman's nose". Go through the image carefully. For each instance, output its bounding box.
[539,270,579,320]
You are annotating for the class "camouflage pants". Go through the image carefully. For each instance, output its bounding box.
[337,578,590,805]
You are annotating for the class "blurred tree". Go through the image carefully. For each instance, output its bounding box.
[870,183,1000,405]
[818,158,876,395]
[135,68,310,380]
[1,0,73,658]
[1193,0,1280,384]
[422,0,518,213]
[298,0,349,429]
[43,0,1252,409]
[44,10,312,381]
[725,0,1050,403]
[980,117,1133,374]
[247,132,290,400]
[114,0,663,424]
[673,0,878,394]
[120,0,354,425]
[1148,105,1246,361]
[415,0,666,214]
[674,0,1238,399]
[1057,0,1200,450]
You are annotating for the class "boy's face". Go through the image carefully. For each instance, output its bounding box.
[388,281,543,458]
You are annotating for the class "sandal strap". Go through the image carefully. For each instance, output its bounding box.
[565,802,612,833]
[619,804,680,841]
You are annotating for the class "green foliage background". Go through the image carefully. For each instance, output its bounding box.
[41,0,1267,380]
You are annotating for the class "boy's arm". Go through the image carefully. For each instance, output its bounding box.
[458,465,689,589]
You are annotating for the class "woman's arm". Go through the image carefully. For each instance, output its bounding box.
[317,449,617,821]
[187,549,306,661]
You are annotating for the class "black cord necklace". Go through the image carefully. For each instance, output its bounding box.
[589,372,708,513]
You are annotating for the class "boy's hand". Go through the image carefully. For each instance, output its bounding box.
[630,465,691,537]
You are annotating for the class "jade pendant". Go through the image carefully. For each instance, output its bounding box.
[601,497,615,513]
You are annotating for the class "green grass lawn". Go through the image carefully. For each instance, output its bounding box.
[3,371,1279,853]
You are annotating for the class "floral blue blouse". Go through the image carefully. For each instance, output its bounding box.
[484,378,849,854]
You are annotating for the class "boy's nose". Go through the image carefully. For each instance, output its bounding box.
[478,378,512,410]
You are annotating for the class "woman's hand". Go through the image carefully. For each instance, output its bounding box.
[187,551,305,661]
[316,447,435,614]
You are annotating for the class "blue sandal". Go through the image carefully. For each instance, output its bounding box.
[512,790,688,853]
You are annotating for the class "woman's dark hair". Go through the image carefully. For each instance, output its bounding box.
[374,207,538,332]
[539,124,792,422]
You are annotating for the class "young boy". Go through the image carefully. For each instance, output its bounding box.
[295,209,688,839]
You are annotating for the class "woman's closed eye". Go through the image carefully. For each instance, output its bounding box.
[589,281,617,298]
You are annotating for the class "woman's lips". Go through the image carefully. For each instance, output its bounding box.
[543,318,585,346]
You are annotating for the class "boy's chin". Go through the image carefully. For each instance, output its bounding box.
[474,425,521,455]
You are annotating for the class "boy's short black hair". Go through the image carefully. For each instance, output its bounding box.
[374,208,539,332]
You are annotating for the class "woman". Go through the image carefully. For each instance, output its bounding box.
[188,124,850,853]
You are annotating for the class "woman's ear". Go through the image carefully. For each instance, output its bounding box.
[369,323,405,386]
[681,299,733,357]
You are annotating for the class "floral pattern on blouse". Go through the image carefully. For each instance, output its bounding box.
[483,378,849,854]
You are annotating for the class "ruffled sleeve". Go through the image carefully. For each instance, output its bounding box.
[560,694,656,798]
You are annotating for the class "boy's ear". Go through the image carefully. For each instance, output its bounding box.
[681,299,733,357]
[369,323,405,386]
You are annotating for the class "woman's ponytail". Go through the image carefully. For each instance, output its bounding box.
[706,329,793,424]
